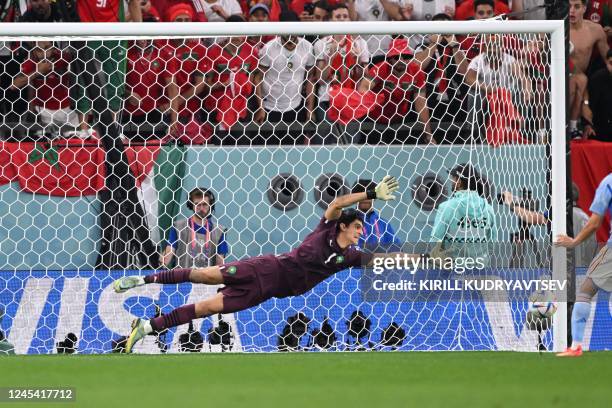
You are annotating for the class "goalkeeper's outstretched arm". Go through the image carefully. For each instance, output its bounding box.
[324,176,399,220]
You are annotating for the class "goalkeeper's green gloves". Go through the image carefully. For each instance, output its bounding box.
[372,176,399,201]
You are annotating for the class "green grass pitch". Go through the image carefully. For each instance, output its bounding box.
[1,352,611,408]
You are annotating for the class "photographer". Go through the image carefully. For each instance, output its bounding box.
[413,13,470,143]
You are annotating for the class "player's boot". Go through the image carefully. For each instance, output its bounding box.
[556,345,583,357]
[113,276,145,293]
[125,318,148,353]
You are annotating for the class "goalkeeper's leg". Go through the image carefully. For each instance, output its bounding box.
[126,293,224,353]
[113,267,224,293]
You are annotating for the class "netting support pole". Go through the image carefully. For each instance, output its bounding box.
[550,21,567,352]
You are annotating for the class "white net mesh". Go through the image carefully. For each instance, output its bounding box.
[0,24,569,354]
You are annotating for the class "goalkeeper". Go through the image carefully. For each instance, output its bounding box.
[114,176,403,353]
[430,164,496,264]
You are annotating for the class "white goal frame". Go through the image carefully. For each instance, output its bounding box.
[0,20,568,351]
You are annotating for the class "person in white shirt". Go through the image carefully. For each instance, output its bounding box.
[347,0,401,63]
[395,0,455,21]
[198,0,243,22]
[313,3,369,142]
[254,10,316,144]
[465,36,531,100]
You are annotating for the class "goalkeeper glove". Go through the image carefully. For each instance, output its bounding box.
[371,176,399,201]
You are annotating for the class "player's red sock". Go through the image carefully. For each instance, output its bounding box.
[150,304,196,331]
[144,269,191,284]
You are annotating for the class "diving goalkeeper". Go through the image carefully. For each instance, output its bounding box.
[114,176,401,353]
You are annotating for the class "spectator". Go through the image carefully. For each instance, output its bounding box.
[413,13,470,142]
[393,0,455,21]
[313,2,369,136]
[198,0,243,22]
[122,39,172,138]
[161,3,213,144]
[11,41,81,136]
[569,41,588,139]
[582,49,612,142]
[20,0,64,22]
[361,38,434,144]
[205,14,258,135]
[465,34,532,146]
[74,0,142,137]
[347,0,400,64]
[352,179,400,249]
[511,0,546,21]
[151,0,207,22]
[584,0,612,46]
[247,3,274,50]
[569,0,609,135]
[300,0,329,21]
[162,187,228,268]
[254,10,316,144]
[455,0,510,20]
[78,0,142,22]
[312,0,330,20]
[1,0,27,131]
[249,2,270,21]
[140,0,162,21]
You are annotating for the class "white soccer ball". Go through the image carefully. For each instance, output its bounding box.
[530,301,557,318]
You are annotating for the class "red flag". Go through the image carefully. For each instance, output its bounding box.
[0,139,160,196]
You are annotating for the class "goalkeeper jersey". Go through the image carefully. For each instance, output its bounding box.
[430,190,496,262]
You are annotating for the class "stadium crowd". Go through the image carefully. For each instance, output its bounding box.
[0,0,610,144]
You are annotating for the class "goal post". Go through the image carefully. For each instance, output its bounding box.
[0,20,569,353]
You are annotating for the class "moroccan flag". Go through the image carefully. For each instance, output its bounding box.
[135,145,187,247]
[0,140,186,246]
[0,139,106,196]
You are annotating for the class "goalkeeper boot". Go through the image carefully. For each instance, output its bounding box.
[556,345,583,357]
[125,318,149,354]
[113,276,145,293]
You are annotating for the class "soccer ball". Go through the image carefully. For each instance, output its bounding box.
[528,290,558,319]
[529,301,557,318]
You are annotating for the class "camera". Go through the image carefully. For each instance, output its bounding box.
[304,3,315,14]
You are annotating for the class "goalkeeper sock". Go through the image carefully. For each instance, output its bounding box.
[144,269,191,284]
[150,304,196,331]
[569,120,577,131]
[571,302,591,349]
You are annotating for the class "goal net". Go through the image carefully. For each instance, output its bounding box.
[0,21,569,354]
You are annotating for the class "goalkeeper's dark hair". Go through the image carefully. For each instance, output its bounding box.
[351,179,376,194]
[450,163,486,197]
[337,208,364,231]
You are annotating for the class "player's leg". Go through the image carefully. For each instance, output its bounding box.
[556,278,597,357]
[125,292,225,353]
[113,266,224,293]
[557,246,612,356]
[568,73,587,137]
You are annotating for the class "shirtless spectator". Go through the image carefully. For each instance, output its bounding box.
[569,0,609,137]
